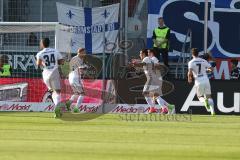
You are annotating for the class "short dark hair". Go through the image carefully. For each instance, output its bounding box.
[42,38,50,47]
[140,49,148,57]
[191,48,199,57]
[148,48,157,56]
[78,48,85,53]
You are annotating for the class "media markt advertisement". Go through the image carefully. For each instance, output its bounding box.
[116,78,240,115]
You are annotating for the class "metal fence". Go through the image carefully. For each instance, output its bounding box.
[1,0,147,58]
[0,0,149,79]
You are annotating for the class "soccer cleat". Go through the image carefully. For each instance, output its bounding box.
[148,107,157,113]
[167,104,176,114]
[204,99,210,111]
[73,106,80,113]
[160,107,168,114]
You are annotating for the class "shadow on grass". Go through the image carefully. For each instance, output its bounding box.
[59,112,105,121]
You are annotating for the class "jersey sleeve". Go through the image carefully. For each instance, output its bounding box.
[142,57,150,64]
[152,57,159,64]
[188,61,193,70]
[36,52,42,60]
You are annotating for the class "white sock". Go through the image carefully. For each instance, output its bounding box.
[208,98,215,114]
[76,95,84,107]
[156,96,169,108]
[145,96,154,107]
[199,97,209,111]
[52,92,61,106]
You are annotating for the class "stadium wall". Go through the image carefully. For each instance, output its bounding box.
[0,0,239,115]
[1,78,239,115]
[148,0,240,58]
[116,77,240,115]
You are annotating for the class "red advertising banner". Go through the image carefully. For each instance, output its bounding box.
[0,78,106,103]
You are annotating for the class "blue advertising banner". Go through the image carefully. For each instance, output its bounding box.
[147,0,240,58]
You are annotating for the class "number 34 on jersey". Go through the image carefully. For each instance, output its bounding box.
[36,48,63,71]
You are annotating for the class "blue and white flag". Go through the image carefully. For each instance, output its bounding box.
[56,2,119,54]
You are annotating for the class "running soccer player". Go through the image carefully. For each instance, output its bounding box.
[188,48,215,115]
[148,49,175,114]
[67,48,87,112]
[148,49,162,80]
[36,38,64,106]
[132,49,175,114]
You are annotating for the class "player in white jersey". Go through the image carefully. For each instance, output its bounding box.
[188,48,215,115]
[132,49,175,114]
[66,48,87,112]
[36,38,64,107]
[148,49,162,80]
[148,49,175,113]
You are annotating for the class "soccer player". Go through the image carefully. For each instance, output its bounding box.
[148,49,175,114]
[67,48,87,112]
[132,49,175,114]
[36,38,64,107]
[188,48,215,115]
[148,49,162,80]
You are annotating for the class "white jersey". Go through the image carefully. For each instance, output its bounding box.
[142,57,156,79]
[68,55,85,94]
[69,55,85,76]
[142,57,162,95]
[36,48,63,77]
[188,57,211,85]
[151,56,159,64]
[150,56,162,80]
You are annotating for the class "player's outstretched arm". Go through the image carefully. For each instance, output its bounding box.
[207,67,213,73]
[131,59,146,67]
[132,62,146,67]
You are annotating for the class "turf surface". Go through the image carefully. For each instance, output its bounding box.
[0,112,239,160]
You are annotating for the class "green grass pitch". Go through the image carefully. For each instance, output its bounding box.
[0,112,239,160]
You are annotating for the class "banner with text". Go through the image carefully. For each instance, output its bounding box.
[56,2,119,54]
[148,0,240,58]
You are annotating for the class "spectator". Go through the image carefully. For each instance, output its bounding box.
[27,32,37,46]
[0,54,12,77]
[230,59,240,80]
[152,17,170,67]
